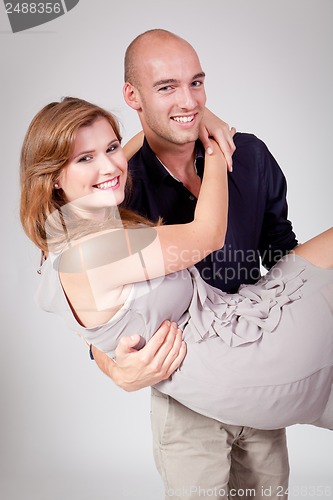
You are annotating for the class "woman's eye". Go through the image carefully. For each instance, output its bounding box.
[78,155,92,162]
[107,143,119,153]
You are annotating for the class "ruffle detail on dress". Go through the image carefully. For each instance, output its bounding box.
[185,265,305,347]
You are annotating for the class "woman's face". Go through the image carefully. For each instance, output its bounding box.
[57,117,128,216]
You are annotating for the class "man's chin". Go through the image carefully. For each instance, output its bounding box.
[170,130,200,145]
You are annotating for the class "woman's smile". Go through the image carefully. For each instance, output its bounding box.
[93,176,120,190]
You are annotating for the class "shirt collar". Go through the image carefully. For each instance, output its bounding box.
[141,137,205,186]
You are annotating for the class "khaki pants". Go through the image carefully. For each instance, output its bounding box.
[151,389,289,500]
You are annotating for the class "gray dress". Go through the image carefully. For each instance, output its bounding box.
[36,253,333,430]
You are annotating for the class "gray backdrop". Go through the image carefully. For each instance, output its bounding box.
[0,1,332,499]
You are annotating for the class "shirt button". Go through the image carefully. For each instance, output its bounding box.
[189,195,195,201]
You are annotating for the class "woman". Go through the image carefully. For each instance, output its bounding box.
[20,97,333,431]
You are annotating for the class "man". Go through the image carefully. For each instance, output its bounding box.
[93,29,297,499]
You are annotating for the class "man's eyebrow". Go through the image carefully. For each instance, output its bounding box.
[153,78,178,88]
[153,72,206,88]
[193,72,206,80]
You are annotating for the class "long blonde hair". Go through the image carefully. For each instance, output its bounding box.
[20,97,153,253]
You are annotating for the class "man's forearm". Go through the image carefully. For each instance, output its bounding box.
[91,321,186,391]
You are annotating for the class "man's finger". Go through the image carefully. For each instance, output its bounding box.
[116,334,142,356]
[149,322,180,365]
[136,320,177,360]
[164,340,187,379]
[159,327,183,366]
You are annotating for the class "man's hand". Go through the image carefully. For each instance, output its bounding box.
[200,108,236,172]
[91,321,186,391]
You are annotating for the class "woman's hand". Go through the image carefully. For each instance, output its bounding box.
[199,108,236,172]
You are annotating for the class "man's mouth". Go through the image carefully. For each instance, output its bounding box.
[94,177,119,189]
[171,115,195,123]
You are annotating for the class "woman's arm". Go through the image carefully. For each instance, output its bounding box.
[59,141,228,289]
[152,140,228,275]
[122,131,144,160]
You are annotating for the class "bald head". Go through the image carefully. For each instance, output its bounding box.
[124,29,198,87]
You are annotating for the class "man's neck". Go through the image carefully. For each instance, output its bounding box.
[146,136,201,197]
[146,135,196,177]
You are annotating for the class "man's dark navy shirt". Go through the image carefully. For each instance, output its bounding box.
[124,133,298,293]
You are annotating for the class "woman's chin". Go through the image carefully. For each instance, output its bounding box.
[95,187,125,207]
[76,190,123,210]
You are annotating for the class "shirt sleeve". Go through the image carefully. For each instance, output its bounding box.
[258,140,298,269]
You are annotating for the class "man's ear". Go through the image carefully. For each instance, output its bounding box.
[123,82,142,111]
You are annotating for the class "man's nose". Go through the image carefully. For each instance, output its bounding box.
[177,86,196,109]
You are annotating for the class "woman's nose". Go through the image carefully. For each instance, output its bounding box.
[99,154,116,173]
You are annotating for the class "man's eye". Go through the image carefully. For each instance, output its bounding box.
[159,86,172,92]
[192,81,202,87]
